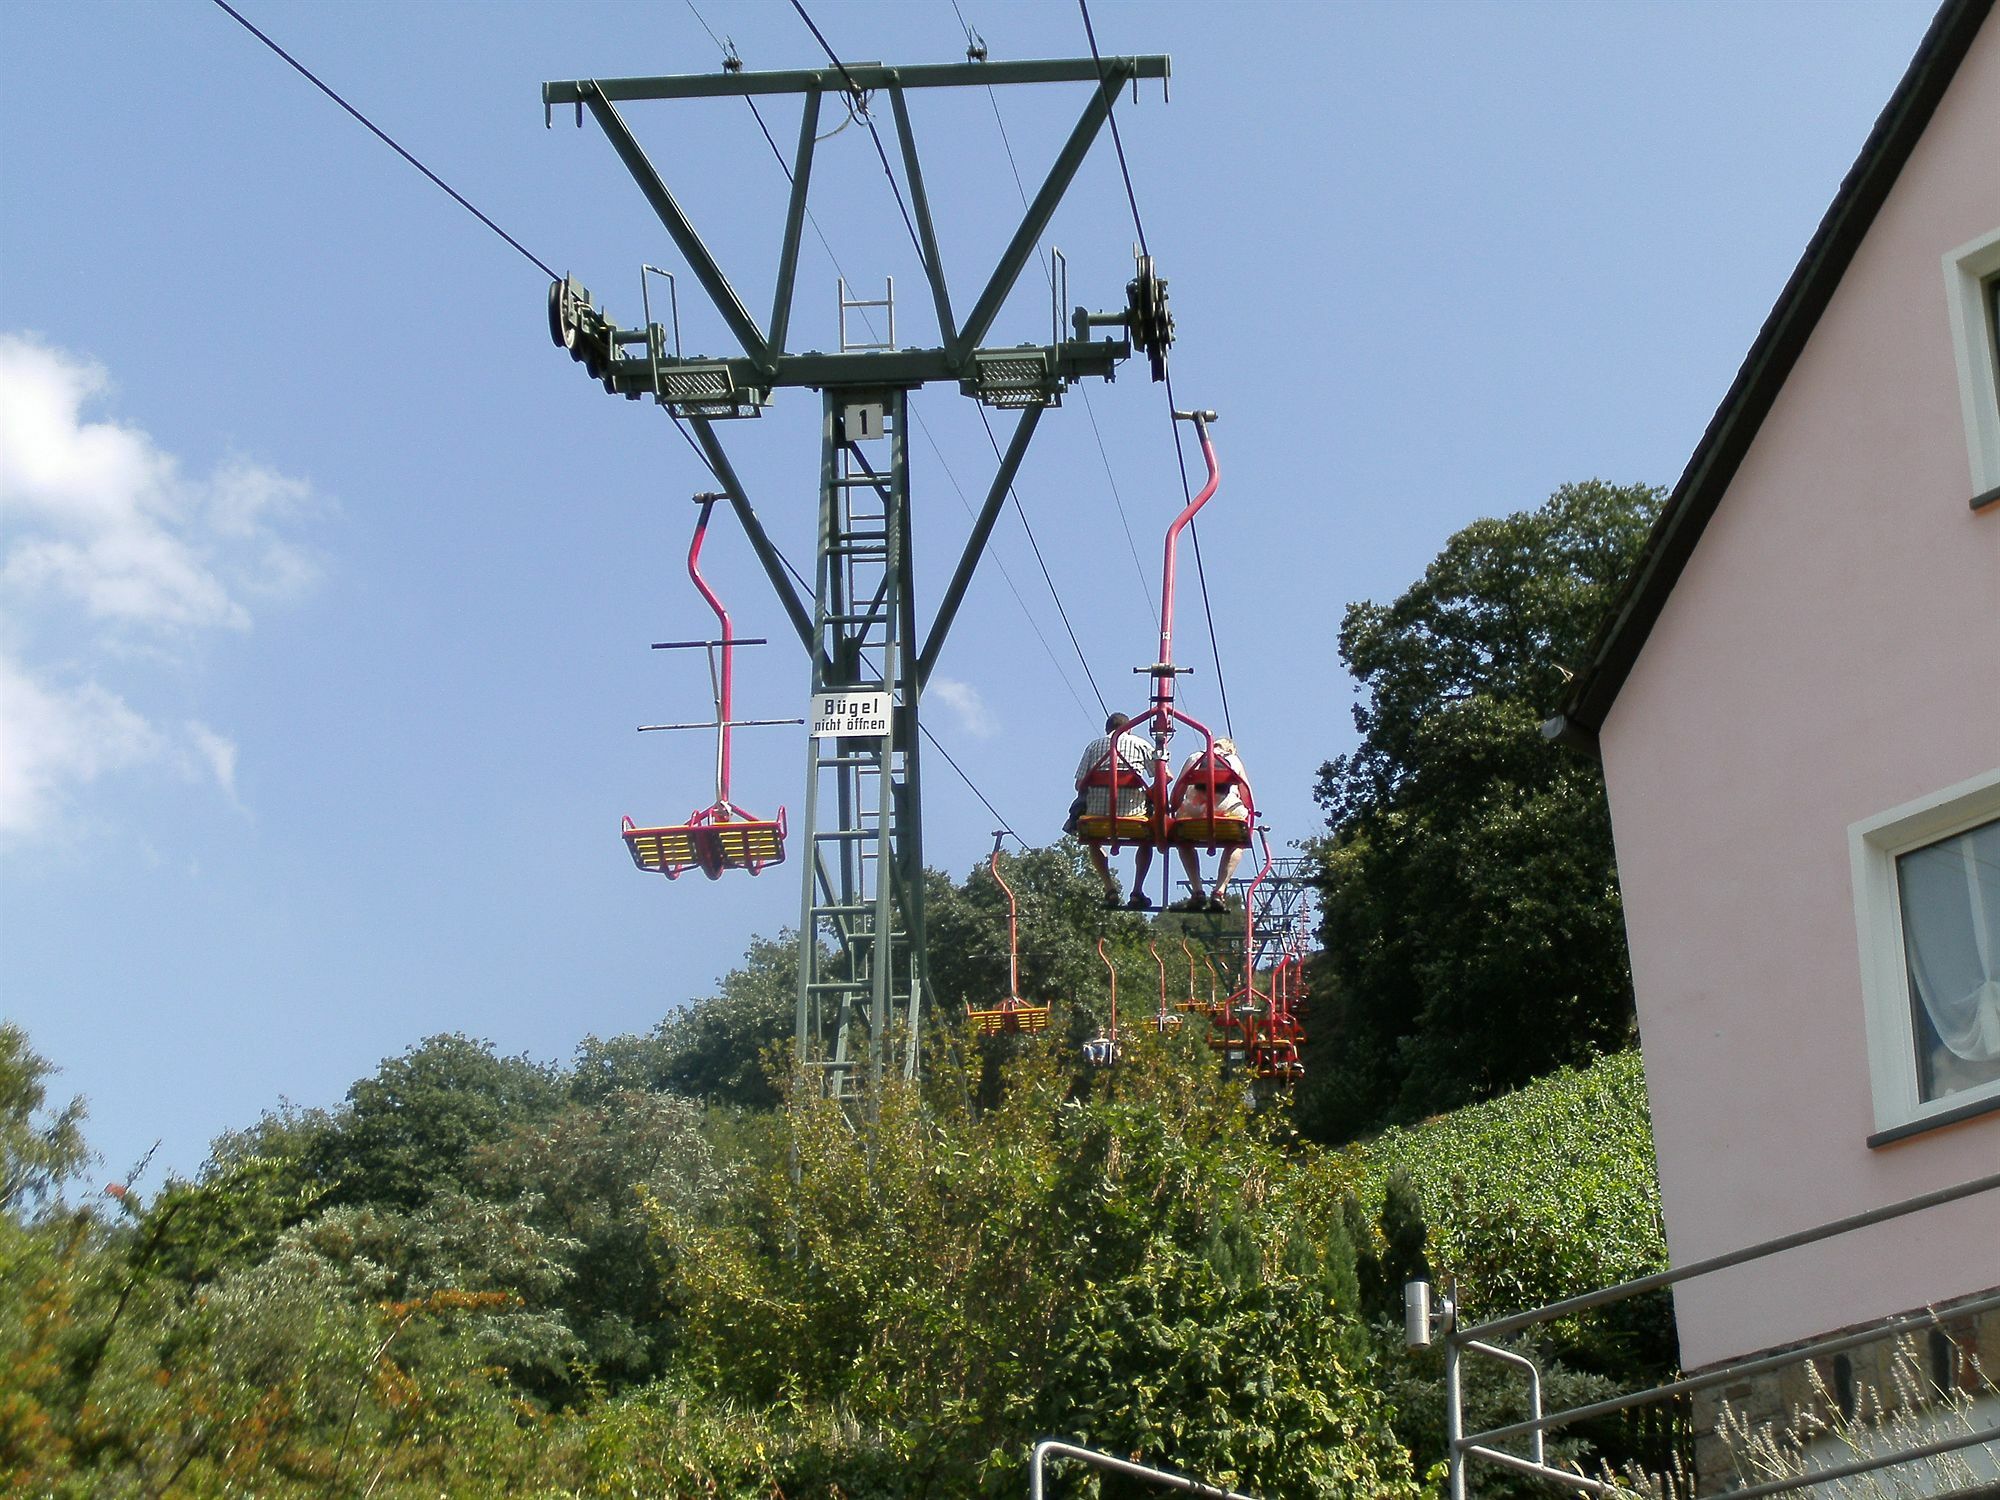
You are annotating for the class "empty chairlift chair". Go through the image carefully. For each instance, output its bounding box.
[967,834,1053,1037]
[623,495,793,880]
[1083,936,1120,1066]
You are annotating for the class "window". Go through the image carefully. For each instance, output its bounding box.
[1851,767,2000,1141]
[1943,227,2000,505]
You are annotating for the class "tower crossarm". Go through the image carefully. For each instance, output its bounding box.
[542,56,1169,107]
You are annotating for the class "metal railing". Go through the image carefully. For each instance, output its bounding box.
[1406,1168,2000,1499]
[1028,1440,1260,1499]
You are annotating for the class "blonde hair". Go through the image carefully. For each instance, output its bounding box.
[1212,738,1236,757]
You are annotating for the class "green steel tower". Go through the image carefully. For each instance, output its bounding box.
[543,52,1174,1103]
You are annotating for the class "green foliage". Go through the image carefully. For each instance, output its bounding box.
[0,1023,91,1218]
[309,1033,568,1210]
[652,1030,1419,1499]
[573,1380,920,1499]
[0,831,1678,1497]
[1304,480,1664,1136]
[1327,1050,1665,1319]
[1314,1052,1672,1494]
[467,1087,719,1393]
[575,933,801,1110]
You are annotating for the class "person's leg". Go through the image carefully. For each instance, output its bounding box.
[1126,843,1155,908]
[1176,843,1205,907]
[1085,843,1119,902]
[1211,845,1244,908]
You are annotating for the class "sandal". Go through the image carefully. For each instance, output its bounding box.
[1125,892,1154,911]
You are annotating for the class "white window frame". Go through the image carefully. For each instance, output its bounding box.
[1849,765,2000,1139]
[1943,226,2000,502]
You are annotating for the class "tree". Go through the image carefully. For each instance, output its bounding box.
[574,934,804,1111]
[1302,480,1663,1138]
[466,1087,719,1393]
[0,1024,90,1218]
[307,1034,567,1210]
[649,1028,1420,1499]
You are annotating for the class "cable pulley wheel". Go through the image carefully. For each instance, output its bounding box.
[1124,254,1174,382]
[549,278,589,363]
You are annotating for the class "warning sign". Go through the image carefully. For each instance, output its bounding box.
[811,689,892,738]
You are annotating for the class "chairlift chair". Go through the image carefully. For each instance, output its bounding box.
[1083,936,1120,1066]
[623,495,793,880]
[1147,937,1181,1032]
[1072,411,1255,890]
[1207,833,1278,1069]
[1175,938,1217,1019]
[967,834,1054,1037]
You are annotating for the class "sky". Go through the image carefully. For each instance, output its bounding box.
[1,0,1939,1184]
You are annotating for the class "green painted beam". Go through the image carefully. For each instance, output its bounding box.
[917,403,1043,690]
[594,337,1127,394]
[887,86,956,350]
[767,88,823,360]
[950,63,1125,364]
[585,90,772,369]
[545,56,1169,105]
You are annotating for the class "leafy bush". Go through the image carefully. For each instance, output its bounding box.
[651,1030,1420,1499]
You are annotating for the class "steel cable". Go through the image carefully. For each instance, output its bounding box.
[1079,0,1237,739]
[208,0,560,280]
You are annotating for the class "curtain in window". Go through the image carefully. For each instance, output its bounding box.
[1899,817,2000,1062]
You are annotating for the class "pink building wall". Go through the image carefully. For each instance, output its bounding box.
[1598,19,2000,1369]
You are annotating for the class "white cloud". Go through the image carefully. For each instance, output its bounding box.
[0,334,318,839]
[182,721,240,804]
[0,652,162,838]
[0,336,321,633]
[929,676,997,739]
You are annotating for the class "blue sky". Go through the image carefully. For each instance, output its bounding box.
[2,0,1935,1183]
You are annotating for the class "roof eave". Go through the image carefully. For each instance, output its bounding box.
[1556,0,1993,749]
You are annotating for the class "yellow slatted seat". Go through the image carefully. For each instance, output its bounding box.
[709,820,785,867]
[967,1003,1052,1037]
[1166,814,1252,846]
[625,824,701,875]
[1074,814,1153,844]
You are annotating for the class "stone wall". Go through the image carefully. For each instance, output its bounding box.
[1689,1287,2000,1494]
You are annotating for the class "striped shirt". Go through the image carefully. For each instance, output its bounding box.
[1075,731,1153,818]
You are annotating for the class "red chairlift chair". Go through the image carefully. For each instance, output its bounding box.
[1208,832,1278,1070]
[1071,411,1255,894]
[623,495,794,880]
